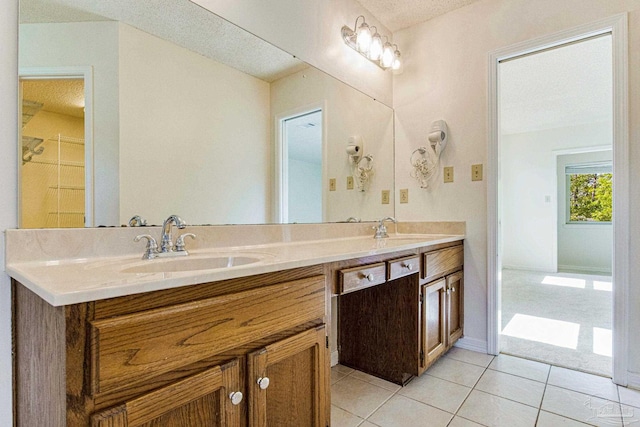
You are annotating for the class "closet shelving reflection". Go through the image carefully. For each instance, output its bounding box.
[22,133,85,228]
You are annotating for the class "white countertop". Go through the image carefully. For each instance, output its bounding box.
[6,233,463,306]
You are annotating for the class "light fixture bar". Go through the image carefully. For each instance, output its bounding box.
[341,15,401,71]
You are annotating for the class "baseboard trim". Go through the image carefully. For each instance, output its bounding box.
[454,337,488,354]
[502,264,555,273]
[626,372,640,390]
[331,351,339,367]
[558,264,612,275]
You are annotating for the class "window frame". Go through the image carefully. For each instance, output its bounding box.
[564,161,612,225]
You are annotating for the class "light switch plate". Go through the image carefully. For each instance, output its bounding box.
[381,190,390,204]
[444,166,454,183]
[329,178,336,191]
[346,176,354,190]
[399,188,409,204]
[472,164,483,181]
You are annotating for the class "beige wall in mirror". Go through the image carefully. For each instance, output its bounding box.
[18,0,395,227]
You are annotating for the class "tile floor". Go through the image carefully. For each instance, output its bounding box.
[331,348,640,427]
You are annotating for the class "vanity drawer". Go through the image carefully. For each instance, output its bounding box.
[89,275,326,396]
[339,262,386,294]
[387,255,420,280]
[423,245,463,281]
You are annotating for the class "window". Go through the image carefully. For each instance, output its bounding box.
[565,162,612,223]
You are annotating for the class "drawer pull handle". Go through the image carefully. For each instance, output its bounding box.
[257,377,270,390]
[403,263,413,271]
[229,391,243,405]
[365,273,375,282]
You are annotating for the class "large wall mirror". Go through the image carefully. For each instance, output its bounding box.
[18,0,395,228]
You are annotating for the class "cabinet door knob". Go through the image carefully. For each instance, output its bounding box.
[229,391,243,405]
[366,273,374,282]
[257,376,270,390]
[450,286,456,292]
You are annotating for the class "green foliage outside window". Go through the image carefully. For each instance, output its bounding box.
[568,173,612,222]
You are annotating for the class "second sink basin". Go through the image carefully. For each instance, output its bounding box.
[122,255,261,274]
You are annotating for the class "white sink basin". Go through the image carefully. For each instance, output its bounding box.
[121,255,261,274]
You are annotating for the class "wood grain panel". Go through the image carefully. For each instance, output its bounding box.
[387,255,420,280]
[423,245,463,282]
[90,276,325,395]
[94,265,324,319]
[339,262,386,294]
[339,275,419,385]
[92,360,241,427]
[447,272,464,344]
[248,326,326,427]
[13,283,67,427]
[421,279,446,372]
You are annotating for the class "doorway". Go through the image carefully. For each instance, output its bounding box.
[498,35,613,375]
[277,108,324,223]
[19,67,93,227]
[488,15,629,384]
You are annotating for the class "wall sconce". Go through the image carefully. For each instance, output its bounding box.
[342,16,402,71]
[354,154,374,192]
[410,120,448,189]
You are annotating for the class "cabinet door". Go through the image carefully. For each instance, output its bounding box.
[91,359,242,427]
[248,326,328,427]
[420,278,447,374]
[446,272,464,345]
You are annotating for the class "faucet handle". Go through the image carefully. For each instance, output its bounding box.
[134,234,159,259]
[174,233,196,252]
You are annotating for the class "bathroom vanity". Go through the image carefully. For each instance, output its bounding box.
[7,222,464,426]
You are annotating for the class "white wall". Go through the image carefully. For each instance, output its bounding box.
[20,22,120,226]
[557,151,613,274]
[271,66,395,222]
[192,0,394,106]
[501,123,611,272]
[0,0,17,422]
[118,25,270,226]
[393,0,640,376]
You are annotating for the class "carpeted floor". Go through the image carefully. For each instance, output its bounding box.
[500,269,612,377]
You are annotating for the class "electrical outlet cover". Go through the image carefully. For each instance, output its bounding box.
[472,164,483,181]
[444,166,454,183]
[381,190,390,204]
[346,176,354,190]
[329,178,336,191]
[400,189,409,204]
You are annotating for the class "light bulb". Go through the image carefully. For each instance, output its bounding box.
[369,32,383,61]
[392,49,402,71]
[381,42,394,68]
[356,22,372,53]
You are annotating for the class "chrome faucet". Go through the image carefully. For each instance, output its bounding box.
[128,215,147,227]
[134,215,195,260]
[161,215,187,253]
[373,216,397,239]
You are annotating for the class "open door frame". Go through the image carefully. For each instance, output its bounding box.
[487,14,629,385]
[19,66,94,227]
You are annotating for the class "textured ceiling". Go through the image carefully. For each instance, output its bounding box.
[20,0,307,82]
[357,0,481,31]
[500,35,612,135]
[22,79,85,118]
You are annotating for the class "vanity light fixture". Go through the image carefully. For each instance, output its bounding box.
[342,16,401,71]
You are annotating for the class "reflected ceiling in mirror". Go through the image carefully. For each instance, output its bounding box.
[18,0,395,228]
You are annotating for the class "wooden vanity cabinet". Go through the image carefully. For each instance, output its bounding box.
[13,265,330,427]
